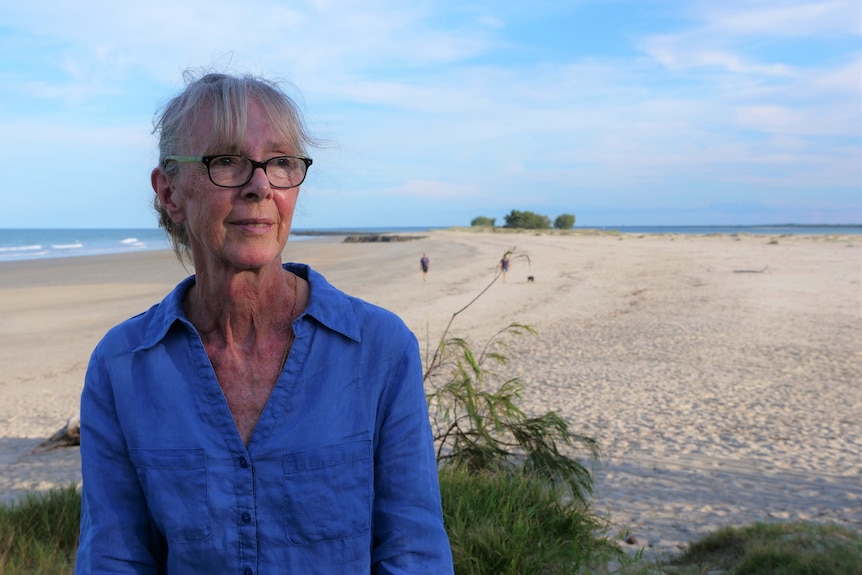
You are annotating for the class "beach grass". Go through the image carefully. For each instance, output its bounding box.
[0,483,79,575]
[439,465,621,574]
[660,522,862,575]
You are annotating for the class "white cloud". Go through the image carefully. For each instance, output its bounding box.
[641,36,797,75]
[809,56,862,94]
[639,0,859,75]
[698,0,860,36]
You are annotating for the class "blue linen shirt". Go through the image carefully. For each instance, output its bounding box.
[75,263,453,574]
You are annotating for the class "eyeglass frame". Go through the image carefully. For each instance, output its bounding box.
[163,154,313,189]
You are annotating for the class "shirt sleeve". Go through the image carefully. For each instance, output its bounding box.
[75,341,164,574]
[370,334,455,574]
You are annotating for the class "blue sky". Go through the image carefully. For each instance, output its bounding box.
[1,0,859,229]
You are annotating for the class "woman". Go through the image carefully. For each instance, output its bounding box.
[75,72,453,574]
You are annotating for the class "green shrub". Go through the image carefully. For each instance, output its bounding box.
[554,214,576,230]
[470,216,496,227]
[503,210,551,229]
[425,323,598,500]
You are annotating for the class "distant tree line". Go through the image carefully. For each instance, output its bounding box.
[470,210,576,230]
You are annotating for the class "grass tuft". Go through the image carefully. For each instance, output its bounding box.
[0,483,80,574]
[665,522,862,575]
[439,465,621,574]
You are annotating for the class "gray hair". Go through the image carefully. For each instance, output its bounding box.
[152,70,315,263]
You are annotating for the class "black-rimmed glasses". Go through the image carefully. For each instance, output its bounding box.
[164,154,313,189]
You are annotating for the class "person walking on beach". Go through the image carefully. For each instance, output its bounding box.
[420,252,430,281]
[75,71,453,574]
[499,252,511,283]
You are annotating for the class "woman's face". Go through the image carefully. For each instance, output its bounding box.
[154,97,299,275]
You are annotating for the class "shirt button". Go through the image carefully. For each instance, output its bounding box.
[243,568,253,575]
[239,457,249,468]
[241,512,252,524]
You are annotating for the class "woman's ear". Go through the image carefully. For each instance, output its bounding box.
[152,167,186,224]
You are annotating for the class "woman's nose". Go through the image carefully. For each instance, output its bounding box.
[242,165,273,199]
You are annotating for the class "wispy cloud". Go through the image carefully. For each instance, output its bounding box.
[699,0,859,36]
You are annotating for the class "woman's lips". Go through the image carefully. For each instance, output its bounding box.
[231,220,274,234]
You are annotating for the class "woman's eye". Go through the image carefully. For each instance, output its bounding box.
[214,156,240,167]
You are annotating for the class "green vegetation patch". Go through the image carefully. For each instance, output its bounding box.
[665,522,862,575]
[0,483,80,574]
[439,466,620,575]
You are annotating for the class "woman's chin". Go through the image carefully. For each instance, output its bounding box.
[234,251,283,270]
[210,247,284,273]
[191,235,287,273]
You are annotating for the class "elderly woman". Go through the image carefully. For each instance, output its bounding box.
[75,72,453,574]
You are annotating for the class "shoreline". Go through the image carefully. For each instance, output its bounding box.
[1,230,860,557]
[1,223,860,265]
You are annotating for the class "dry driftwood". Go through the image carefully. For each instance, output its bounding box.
[32,415,80,453]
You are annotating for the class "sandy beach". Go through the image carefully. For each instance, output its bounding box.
[1,229,860,557]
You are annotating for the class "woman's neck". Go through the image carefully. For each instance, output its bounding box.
[186,265,298,345]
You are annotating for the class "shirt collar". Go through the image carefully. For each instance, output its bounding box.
[136,263,361,351]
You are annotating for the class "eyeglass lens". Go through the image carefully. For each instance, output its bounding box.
[208,156,308,188]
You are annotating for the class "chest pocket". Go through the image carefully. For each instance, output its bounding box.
[283,439,372,544]
[129,448,211,543]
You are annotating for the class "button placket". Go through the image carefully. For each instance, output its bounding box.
[237,454,257,573]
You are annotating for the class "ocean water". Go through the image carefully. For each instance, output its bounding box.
[0,225,859,263]
[0,229,172,263]
[0,227,446,263]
